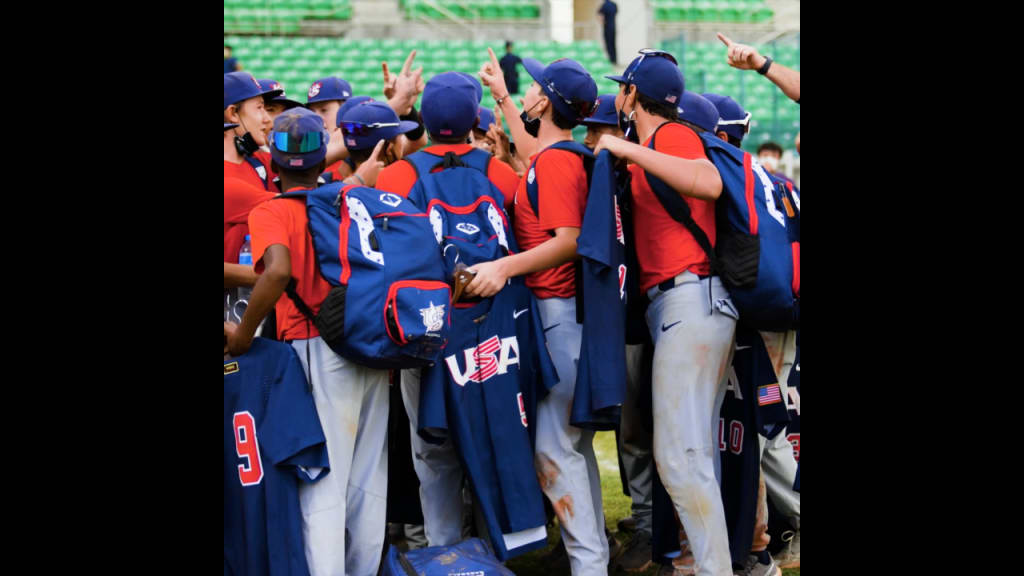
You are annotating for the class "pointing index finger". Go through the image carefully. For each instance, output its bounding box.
[401,49,417,76]
[382,61,391,81]
[487,46,500,68]
[716,32,734,47]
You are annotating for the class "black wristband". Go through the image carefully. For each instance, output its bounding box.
[401,105,426,141]
[757,56,773,76]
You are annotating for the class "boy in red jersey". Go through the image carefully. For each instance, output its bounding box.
[468,56,612,576]
[225,107,388,576]
[593,50,738,576]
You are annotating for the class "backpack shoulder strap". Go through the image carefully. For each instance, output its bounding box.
[643,122,717,270]
[526,140,595,221]
[243,155,270,190]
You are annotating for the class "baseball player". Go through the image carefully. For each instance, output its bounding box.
[704,93,800,569]
[593,49,738,576]
[470,54,610,576]
[224,337,329,576]
[258,78,304,123]
[224,107,388,576]
[374,72,521,549]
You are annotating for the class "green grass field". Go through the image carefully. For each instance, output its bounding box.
[504,431,799,576]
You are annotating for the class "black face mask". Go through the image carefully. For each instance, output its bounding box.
[520,100,543,138]
[618,107,639,144]
[234,131,260,156]
[232,115,260,156]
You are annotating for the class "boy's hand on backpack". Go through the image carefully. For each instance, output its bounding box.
[464,259,508,299]
[224,321,252,357]
[353,140,387,186]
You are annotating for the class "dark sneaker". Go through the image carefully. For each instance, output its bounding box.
[734,553,781,576]
[774,529,799,569]
[607,528,624,565]
[615,529,653,572]
[543,536,570,574]
[617,516,637,534]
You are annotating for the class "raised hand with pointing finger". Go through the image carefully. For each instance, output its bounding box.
[716,32,801,103]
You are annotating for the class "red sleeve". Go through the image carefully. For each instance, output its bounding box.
[487,157,523,212]
[224,177,276,226]
[248,201,291,274]
[375,159,417,198]
[536,150,587,232]
[653,123,708,161]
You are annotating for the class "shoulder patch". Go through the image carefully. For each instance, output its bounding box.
[224,362,239,375]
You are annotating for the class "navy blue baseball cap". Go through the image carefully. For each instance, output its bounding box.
[421,72,479,138]
[336,96,375,128]
[476,106,496,132]
[581,94,619,127]
[522,57,598,124]
[340,100,419,151]
[703,93,751,142]
[305,76,353,104]
[676,91,720,133]
[257,79,304,110]
[269,107,329,170]
[606,49,684,107]
[457,72,483,104]
[224,71,283,110]
[224,122,239,131]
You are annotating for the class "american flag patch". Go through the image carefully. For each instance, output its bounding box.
[758,384,782,405]
[346,138,357,147]
[289,158,304,166]
[665,94,677,103]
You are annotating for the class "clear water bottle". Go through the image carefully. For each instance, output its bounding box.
[234,235,253,321]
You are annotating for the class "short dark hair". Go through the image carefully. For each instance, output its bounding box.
[270,160,324,179]
[725,134,743,148]
[348,146,375,167]
[550,104,577,131]
[757,141,783,155]
[431,132,471,145]
[505,41,513,50]
[678,119,706,134]
[636,91,679,122]
[225,44,232,51]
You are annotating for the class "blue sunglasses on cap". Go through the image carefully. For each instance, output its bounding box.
[271,130,326,154]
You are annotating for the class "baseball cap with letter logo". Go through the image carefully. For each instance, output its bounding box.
[606,49,684,106]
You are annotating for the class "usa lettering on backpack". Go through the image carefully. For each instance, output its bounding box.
[644,122,800,331]
[402,149,517,283]
[277,182,452,369]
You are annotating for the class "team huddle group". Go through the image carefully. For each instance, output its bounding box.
[224,35,800,576]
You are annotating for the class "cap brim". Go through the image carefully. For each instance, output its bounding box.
[260,89,285,101]
[522,58,547,87]
[397,120,420,134]
[605,74,628,84]
[272,97,305,109]
[581,117,618,127]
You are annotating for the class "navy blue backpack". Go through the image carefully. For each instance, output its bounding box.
[382,538,514,576]
[278,182,452,369]
[402,148,517,280]
[644,122,800,331]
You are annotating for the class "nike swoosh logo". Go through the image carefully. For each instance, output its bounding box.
[736,345,751,350]
[513,309,528,319]
[542,323,560,334]
[661,321,681,332]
